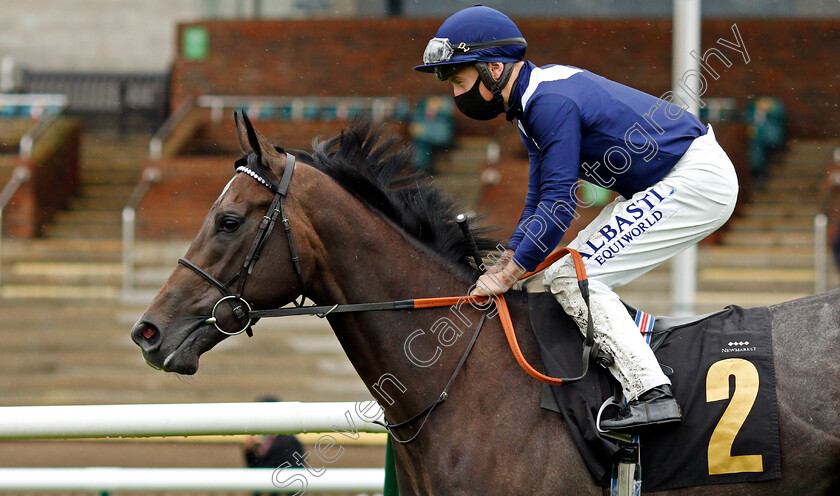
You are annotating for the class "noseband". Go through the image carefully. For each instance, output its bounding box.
[178,152,307,337]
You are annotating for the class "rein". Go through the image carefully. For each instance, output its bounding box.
[178,152,598,443]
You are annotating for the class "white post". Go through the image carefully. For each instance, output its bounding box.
[122,206,136,295]
[210,98,224,124]
[0,208,3,287]
[815,213,828,294]
[670,0,701,316]
[149,137,163,160]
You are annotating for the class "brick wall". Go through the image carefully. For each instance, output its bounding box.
[172,18,840,139]
[137,156,232,240]
[0,119,80,238]
[196,117,409,155]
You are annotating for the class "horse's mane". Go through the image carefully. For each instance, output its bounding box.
[296,117,500,276]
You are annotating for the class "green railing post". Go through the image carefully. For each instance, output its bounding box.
[383,435,399,496]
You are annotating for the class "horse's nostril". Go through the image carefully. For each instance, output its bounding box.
[132,320,161,352]
[142,326,157,340]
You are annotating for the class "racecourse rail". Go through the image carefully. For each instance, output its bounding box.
[0,401,387,493]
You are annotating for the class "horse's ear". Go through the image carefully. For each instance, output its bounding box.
[239,111,284,170]
[234,110,253,155]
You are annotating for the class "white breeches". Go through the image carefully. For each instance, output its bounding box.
[543,125,739,400]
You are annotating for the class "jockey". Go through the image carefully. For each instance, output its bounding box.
[415,5,738,431]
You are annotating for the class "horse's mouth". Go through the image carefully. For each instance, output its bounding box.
[161,326,204,375]
[139,320,218,375]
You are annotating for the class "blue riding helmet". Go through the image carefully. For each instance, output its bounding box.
[414,4,527,81]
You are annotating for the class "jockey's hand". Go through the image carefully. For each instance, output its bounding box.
[471,259,526,297]
[485,249,515,275]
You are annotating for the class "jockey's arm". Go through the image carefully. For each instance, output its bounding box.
[473,95,582,296]
[509,95,582,272]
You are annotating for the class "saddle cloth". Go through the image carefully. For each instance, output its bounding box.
[528,291,781,491]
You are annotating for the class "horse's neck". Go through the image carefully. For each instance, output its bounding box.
[307,197,489,420]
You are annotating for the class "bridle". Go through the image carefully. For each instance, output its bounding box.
[177,152,307,337]
[175,150,600,444]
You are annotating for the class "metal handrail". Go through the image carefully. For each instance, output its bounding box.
[149,99,195,160]
[0,93,67,107]
[0,93,68,160]
[0,166,31,286]
[122,167,161,295]
[195,94,406,124]
[19,109,65,160]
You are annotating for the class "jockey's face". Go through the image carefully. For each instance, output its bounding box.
[447,65,495,101]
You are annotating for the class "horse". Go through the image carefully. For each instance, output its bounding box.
[131,114,840,495]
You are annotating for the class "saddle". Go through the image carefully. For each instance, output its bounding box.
[527,291,782,492]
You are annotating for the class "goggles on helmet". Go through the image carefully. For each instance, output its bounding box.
[422,36,527,80]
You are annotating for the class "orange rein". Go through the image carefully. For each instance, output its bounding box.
[412,248,587,386]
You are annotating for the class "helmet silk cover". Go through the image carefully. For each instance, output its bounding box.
[415,5,527,80]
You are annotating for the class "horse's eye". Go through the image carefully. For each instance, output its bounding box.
[219,218,241,233]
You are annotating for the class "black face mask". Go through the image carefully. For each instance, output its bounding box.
[454,78,503,121]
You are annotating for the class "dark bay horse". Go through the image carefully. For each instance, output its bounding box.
[131,115,840,495]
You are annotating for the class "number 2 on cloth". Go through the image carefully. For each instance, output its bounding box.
[705,358,764,475]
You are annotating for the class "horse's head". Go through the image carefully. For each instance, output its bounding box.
[131,112,312,374]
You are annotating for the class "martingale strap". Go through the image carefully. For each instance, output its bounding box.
[375,311,488,444]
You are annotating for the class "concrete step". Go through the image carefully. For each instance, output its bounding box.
[749,191,822,206]
[435,175,482,208]
[78,159,147,172]
[80,184,135,199]
[770,165,828,179]
[434,157,485,175]
[775,156,833,167]
[0,347,353,376]
[614,287,813,315]
[0,297,372,405]
[0,240,187,265]
[612,264,814,294]
[763,174,825,189]
[0,372,369,400]
[81,168,143,185]
[52,209,122,225]
[698,267,814,293]
[42,222,122,239]
[785,138,840,148]
[699,246,816,269]
[0,239,122,263]
[696,290,812,309]
[66,196,125,211]
[34,132,152,241]
[3,262,122,286]
[728,216,816,231]
[725,225,812,237]
[453,136,493,149]
[0,284,119,300]
[757,182,820,195]
[740,202,821,218]
[721,230,814,248]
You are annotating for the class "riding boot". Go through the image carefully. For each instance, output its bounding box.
[599,384,682,431]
